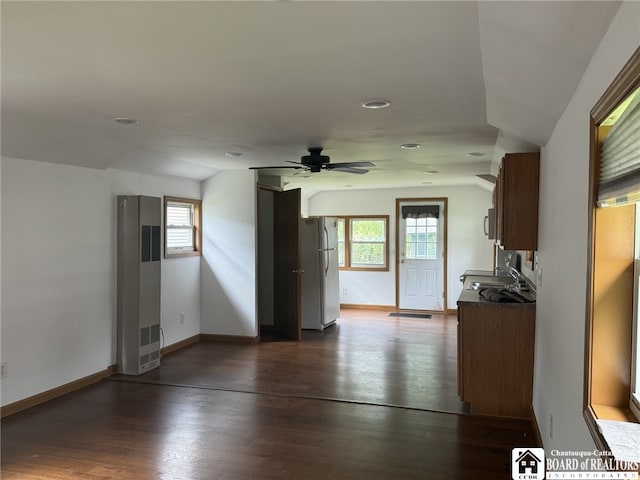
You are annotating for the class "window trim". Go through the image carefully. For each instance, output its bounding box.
[584,46,640,450]
[336,215,389,272]
[631,255,640,421]
[164,196,202,258]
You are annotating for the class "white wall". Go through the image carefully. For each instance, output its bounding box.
[1,157,111,406]
[1,156,201,406]
[200,170,258,337]
[534,1,639,452]
[308,185,494,309]
[0,157,2,395]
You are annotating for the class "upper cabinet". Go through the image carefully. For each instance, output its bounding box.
[494,152,540,251]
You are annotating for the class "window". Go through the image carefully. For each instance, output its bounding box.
[405,216,438,260]
[584,47,640,452]
[164,196,201,258]
[335,216,389,271]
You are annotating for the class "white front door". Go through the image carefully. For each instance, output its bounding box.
[398,201,445,311]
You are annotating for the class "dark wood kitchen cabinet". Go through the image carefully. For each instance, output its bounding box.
[457,302,535,419]
[494,152,540,251]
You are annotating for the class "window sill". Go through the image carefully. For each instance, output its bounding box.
[592,404,637,422]
[165,251,201,259]
[585,405,640,465]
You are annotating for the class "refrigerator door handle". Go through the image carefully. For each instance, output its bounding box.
[323,226,330,277]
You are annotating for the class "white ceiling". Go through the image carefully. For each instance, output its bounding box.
[1,1,621,195]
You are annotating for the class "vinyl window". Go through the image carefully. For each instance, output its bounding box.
[336,216,389,271]
[584,47,640,449]
[164,197,201,258]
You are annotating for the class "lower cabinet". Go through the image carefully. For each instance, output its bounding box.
[457,303,535,419]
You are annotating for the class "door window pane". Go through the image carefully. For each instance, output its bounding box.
[405,216,437,260]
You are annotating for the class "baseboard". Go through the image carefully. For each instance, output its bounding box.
[200,333,259,344]
[530,405,544,448]
[340,304,396,311]
[1,364,117,418]
[341,304,457,315]
[161,334,200,357]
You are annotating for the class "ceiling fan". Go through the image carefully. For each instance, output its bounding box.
[249,147,375,175]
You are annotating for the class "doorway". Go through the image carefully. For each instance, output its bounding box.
[257,185,302,341]
[396,198,447,312]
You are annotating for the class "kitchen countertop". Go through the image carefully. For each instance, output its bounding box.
[457,275,536,308]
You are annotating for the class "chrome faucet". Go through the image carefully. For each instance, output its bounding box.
[496,265,522,291]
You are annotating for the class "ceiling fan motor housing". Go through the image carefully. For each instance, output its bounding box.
[301,147,330,167]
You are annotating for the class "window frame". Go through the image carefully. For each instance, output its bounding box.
[164,196,202,258]
[336,215,389,272]
[583,46,640,450]
[631,254,640,421]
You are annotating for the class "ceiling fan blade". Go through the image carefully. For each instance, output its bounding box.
[327,161,375,168]
[327,166,369,175]
[248,165,305,170]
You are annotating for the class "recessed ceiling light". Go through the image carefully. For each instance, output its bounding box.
[224,152,243,157]
[401,143,421,150]
[361,99,391,109]
[113,117,139,125]
[466,152,485,157]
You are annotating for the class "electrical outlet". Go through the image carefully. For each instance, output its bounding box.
[341,288,348,295]
[180,312,185,325]
[1,361,7,379]
[550,413,554,440]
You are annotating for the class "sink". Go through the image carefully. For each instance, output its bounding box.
[480,287,535,303]
[461,272,535,302]
[479,287,534,303]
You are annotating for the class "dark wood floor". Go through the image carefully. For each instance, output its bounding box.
[1,310,537,479]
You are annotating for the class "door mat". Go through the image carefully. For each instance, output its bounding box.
[388,312,432,319]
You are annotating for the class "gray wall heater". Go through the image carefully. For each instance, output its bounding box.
[117,195,162,375]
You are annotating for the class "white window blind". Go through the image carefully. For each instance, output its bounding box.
[166,202,194,251]
[599,87,640,202]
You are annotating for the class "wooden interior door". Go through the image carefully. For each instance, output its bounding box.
[273,188,302,340]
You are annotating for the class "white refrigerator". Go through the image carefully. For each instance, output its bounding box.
[300,217,340,330]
